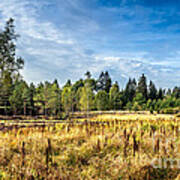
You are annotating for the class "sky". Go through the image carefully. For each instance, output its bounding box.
[0,0,179,88]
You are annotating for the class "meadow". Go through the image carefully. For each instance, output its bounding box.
[0,112,180,179]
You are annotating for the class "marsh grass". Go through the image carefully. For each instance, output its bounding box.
[0,114,179,179]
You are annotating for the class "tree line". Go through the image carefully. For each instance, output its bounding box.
[0,19,179,117]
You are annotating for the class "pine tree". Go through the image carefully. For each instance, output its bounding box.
[96,71,112,93]
[157,88,164,99]
[148,80,157,100]
[137,74,148,100]
[125,78,137,102]
[0,18,24,109]
[48,82,61,116]
[96,72,104,91]
[9,81,26,115]
[104,71,112,93]
[172,87,180,99]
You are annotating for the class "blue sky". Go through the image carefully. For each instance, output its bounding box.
[0,0,179,88]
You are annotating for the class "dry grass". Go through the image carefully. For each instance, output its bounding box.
[0,114,180,179]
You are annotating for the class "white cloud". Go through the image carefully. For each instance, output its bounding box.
[0,0,73,45]
[0,0,179,88]
[0,0,80,83]
[94,55,180,88]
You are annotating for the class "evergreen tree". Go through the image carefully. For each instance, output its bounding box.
[172,87,180,99]
[0,18,24,109]
[157,88,164,99]
[0,18,24,78]
[148,80,157,100]
[104,71,112,93]
[96,72,104,91]
[125,78,137,102]
[9,81,26,115]
[96,71,112,93]
[137,74,148,100]
[47,81,61,115]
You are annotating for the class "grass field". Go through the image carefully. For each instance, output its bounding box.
[0,113,180,179]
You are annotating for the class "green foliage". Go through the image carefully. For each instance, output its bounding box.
[0,18,24,108]
[9,81,27,114]
[95,90,109,110]
[47,82,61,115]
[137,74,148,100]
[172,87,180,98]
[133,93,146,110]
[61,86,72,116]
[0,18,24,77]
[148,80,157,100]
[79,84,95,111]
[124,78,136,102]
[109,83,123,110]
[125,101,133,110]
[0,19,180,116]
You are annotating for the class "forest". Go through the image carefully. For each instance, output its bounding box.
[0,18,179,117]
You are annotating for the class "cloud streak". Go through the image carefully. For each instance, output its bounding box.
[0,0,179,88]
